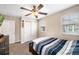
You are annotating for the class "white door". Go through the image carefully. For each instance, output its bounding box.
[31,22,37,40]
[21,21,37,43]
[2,20,15,44]
[24,22,31,42]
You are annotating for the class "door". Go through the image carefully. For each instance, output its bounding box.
[1,20,15,44]
[21,21,37,43]
[31,22,37,40]
[24,21,31,42]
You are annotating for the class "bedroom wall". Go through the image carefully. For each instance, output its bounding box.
[38,5,79,40]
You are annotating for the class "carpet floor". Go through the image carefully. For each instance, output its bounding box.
[9,42,32,55]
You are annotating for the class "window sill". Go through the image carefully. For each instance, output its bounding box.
[62,32,79,35]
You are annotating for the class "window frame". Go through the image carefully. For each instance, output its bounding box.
[61,13,79,35]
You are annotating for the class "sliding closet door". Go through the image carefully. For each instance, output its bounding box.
[2,20,15,44]
[21,21,37,43]
[24,21,31,42]
[31,22,37,40]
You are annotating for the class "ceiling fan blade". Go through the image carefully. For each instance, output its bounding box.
[25,13,32,16]
[39,12,47,15]
[20,7,32,11]
[37,4,44,10]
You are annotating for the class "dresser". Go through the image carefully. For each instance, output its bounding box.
[0,34,9,55]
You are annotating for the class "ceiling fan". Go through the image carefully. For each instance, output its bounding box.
[20,4,47,18]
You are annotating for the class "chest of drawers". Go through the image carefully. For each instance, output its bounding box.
[0,35,9,55]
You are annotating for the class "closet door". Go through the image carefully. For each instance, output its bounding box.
[31,22,37,40]
[24,21,31,42]
[2,20,15,44]
[21,21,37,43]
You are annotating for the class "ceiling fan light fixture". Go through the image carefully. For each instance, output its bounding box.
[20,4,47,18]
[32,11,38,16]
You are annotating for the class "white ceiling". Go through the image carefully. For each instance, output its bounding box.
[0,4,75,19]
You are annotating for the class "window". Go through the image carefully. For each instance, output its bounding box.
[62,13,79,35]
[63,24,79,34]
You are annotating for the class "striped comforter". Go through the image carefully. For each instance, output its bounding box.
[32,37,79,55]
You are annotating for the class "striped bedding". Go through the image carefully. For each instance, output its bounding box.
[32,37,79,55]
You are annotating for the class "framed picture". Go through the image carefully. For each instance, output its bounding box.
[41,26,45,32]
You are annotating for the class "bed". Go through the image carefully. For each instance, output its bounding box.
[29,37,79,55]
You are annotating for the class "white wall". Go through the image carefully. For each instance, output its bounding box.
[38,5,79,40]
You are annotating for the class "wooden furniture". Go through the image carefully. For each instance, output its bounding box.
[0,34,9,55]
[29,42,38,55]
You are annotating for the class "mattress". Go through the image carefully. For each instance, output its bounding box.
[32,37,52,50]
[32,37,79,55]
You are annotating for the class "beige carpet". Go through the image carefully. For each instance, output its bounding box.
[9,42,32,55]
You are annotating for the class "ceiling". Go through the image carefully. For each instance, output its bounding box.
[0,4,75,19]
